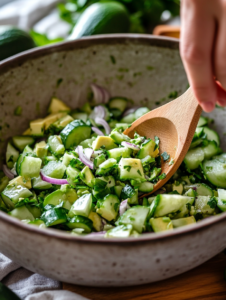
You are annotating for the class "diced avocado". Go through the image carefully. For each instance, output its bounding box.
[60,184,78,204]
[34,141,47,159]
[48,97,71,114]
[88,211,103,231]
[119,158,145,182]
[52,115,74,131]
[172,216,196,228]
[23,128,31,135]
[6,142,19,169]
[96,194,120,221]
[44,112,67,130]
[105,224,133,238]
[9,176,31,189]
[68,193,92,218]
[138,140,159,159]
[116,205,149,233]
[150,217,173,233]
[30,118,45,136]
[92,136,117,150]
[80,166,94,188]
[172,181,184,195]
[9,206,34,221]
[0,176,9,193]
[60,120,91,149]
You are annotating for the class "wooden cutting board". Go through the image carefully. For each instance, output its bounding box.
[63,252,226,299]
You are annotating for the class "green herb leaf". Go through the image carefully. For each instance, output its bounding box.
[207,196,217,209]
[158,173,166,180]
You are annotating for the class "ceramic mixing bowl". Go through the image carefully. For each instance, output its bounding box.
[0,34,226,287]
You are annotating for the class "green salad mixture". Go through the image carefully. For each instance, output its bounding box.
[1,84,226,238]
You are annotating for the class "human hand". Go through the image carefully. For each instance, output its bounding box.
[180,0,226,112]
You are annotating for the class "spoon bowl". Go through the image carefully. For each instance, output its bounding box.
[124,88,202,196]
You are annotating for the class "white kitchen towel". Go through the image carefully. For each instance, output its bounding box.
[0,253,90,300]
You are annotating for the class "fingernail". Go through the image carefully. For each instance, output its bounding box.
[202,101,215,112]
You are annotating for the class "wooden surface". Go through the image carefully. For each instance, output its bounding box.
[153,25,181,39]
[124,88,202,196]
[63,253,226,299]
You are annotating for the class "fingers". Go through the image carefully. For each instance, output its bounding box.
[216,81,226,107]
[214,1,226,100]
[180,0,217,112]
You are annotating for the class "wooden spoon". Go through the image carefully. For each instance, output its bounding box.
[124,88,202,198]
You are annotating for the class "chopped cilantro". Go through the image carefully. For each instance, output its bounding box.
[168,91,178,99]
[169,158,174,166]
[14,106,22,116]
[161,152,170,161]
[124,166,132,172]
[186,203,192,212]
[110,55,116,64]
[159,173,166,180]
[154,136,160,150]
[206,166,213,171]
[207,196,217,209]
[137,170,142,176]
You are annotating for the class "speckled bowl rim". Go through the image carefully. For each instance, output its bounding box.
[0,33,225,245]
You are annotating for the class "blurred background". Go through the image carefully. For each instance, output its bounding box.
[0,0,181,60]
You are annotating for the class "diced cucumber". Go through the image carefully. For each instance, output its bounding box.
[80,137,96,149]
[116,206,149,233]
[92,136,117,150]
[196,127,220,146]
[138,182,154,193]
[27,205,41,218]
[29,219,46,228]
[44,112,67,130]
[217,189,226,212]
[172,216,196,228]
[6,143,19,169]
[44,190,71,210]
[184,147,204,170]
[71,112,88,122]
[1,185,32,208]
[42,161,66,179]
[127,189,138,205]
[23,145,33,154]
[120,113,135,123]
[121,184,136,199]
[94,153,106,168]
[60,184,78,204]
[96,158,117,176]
[154,194,194,217]
[135,107,149,119]
[184,183,213,196]
[137,139,159,159]
[88,211,102,231]
[96,194,120,221]
[12,136,35,152]
[107,147,131,160]
[48,97,71,114]
[9,206,34,221]
[41,207,68,227]
[113,185,123,198]
[118,158,145,182]
[68,193,92,218]
[62,152,77,167]
[60,120,91,149]
[105,224,133,238]
[67,215,93,233]
[202,159,226,188]
[66,165,80,186]
[108,97,127,113]
[213,153,226,162]
[80,166,94,187]
[202,141,220,160]
[197,116,208,127]
[195,196,217,216]
[48,135,65,157]
[110,130,130,144]
[19,156,42,178]
[150,217,173,233]
[96,176,115,188]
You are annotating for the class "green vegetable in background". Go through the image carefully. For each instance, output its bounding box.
[30,30,64,47]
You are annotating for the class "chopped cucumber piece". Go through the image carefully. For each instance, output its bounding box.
[138,139,159,159]
[184,183,213,196]
[184,147,204,170]
[107,147,131,160]
[42,161,66,179]
[41,207,68,227]
[202,141,220,160]
[105,224,133,238]
[88,211,102,231]
[203,159,226,188]
[119,158,145,182]
[1,185,32,209]
[80,166,94,187]
[197,116,208,127]
[96,158,117,176]
[67,215,93,233]
[196,127,220,146]
[172,216,196,228]
[69,193,92,218]
[134,107,149,119]
[6,143,19,169]
[10,176,31,189]
[34,141,47,159]
[150,217,173,233]
[19,156,42,178]
[9,206,34,221]
[108,97,127,113]
[96,194,120,221]
[48,135,65,157]
[12,136,35,152]
[71,112,88,122]
[195,196,217,216]
[60,120,91,149]
[138,181,154,193]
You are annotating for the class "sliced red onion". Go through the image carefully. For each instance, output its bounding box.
[119,200,128,216]
[77,145,94,169]
[90,105,106,120]
[92,126,105,136]
[3,164,14,179]
[11,167,17,176]
[95,117,111,135]
[121,141,140,151]
[123,106,140,117]
[84,148,94,160]
[40,170,68,185]
[86,231,106,238]
[91,84,110,104]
